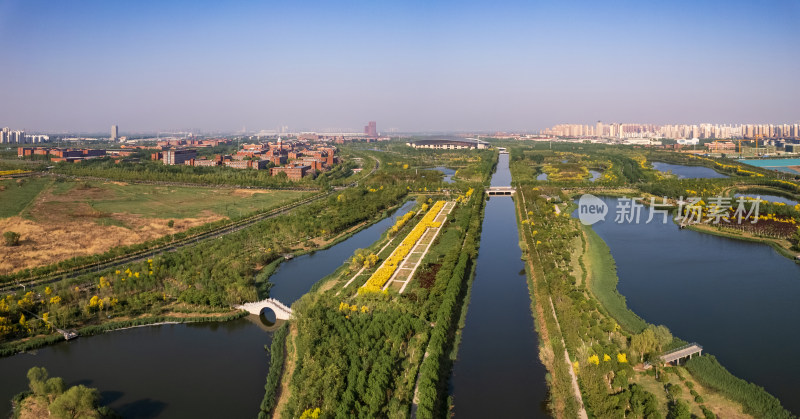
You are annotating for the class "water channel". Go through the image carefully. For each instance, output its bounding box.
[0,200,417,418]
[579,197,800,414]
[430,166,456,184]
[451,153,549,417]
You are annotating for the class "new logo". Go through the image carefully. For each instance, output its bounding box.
[578,194,607,225]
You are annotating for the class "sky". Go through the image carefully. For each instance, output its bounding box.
[0,0,798,133]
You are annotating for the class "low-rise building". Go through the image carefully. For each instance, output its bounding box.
[164,149,197,165]
[270,164,310,181]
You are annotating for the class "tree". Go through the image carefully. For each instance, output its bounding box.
[667,400,692,419]
[27,366,49,396]
[631,328,657,362]
[667,383,683,401]
[49,385,102,419]
[649,324,673,352]
[3,231,20,246]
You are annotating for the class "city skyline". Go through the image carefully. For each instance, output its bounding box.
[1,0,798,132]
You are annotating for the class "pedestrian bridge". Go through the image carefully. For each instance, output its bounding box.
[486,186,515,196]
[235,298,293,320]
[661,343,703,365]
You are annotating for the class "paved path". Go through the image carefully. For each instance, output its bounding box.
[383,201,455,293]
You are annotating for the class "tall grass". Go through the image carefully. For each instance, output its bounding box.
[582,225,648,333]
[685,355,792,419]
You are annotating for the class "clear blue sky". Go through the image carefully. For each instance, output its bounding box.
[1,0,798,133]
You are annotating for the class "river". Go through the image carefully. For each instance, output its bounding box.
[451,153,549,417]
[652,162,728,179]
[0,200,417,418]
[580,197,800,414]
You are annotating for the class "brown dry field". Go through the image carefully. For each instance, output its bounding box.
[0,184,223,275]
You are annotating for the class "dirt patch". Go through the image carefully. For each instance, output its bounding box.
[232,189,275,197]
[17,396,51,419]
[417,263,440,289]
[0,210,223,274]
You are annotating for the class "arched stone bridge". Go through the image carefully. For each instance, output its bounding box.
[235,298,293,320]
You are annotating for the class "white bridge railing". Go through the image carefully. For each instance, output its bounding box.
[235,298,293,319]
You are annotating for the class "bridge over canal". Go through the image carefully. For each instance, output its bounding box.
[486,186,515,196]
[235,298,293,320]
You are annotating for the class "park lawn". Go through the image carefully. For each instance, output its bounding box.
[0,177,52,218]
[48,181,310,220]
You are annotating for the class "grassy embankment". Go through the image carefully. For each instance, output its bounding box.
[580,226,648,333]
[515,192,581,417]
[581,220,793,418]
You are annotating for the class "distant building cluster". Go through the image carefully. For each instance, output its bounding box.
[155,138,339,181]
[1,127,49,144]
[17,147,134,162]
[407,138,490,150]
[156,138,232,148]
[540,122,800,139]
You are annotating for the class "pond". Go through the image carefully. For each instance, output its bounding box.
[733,193,799,207]
[429,166,456,184]
[652,162,728,179]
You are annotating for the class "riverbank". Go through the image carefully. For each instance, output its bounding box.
[254,198,415,298]
[515,189,582,418]
[0,310,247,358]
[685,223,798,261]
[578,208,793,418]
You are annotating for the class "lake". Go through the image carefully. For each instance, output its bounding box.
[579,197,800,414]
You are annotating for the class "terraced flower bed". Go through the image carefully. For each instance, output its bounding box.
[360,201,445,293]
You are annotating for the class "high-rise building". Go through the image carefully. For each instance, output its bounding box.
[111,125,119,141]
[364,121,377,137]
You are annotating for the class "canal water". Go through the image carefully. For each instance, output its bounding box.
[652,162,728,179]
[580,197,800,414]
[589,170,602,182]
[0,201,417,418]
[451,153,548,417]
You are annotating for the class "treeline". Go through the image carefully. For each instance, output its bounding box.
[51,156,358,188]
[685,355,792,419]
[258,322,288,418]
[415,186,484,418]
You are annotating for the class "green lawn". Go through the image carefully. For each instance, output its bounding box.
[72,181,310,219]
[0,178,52,217]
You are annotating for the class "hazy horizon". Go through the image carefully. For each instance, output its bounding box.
[1,0,798,133]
